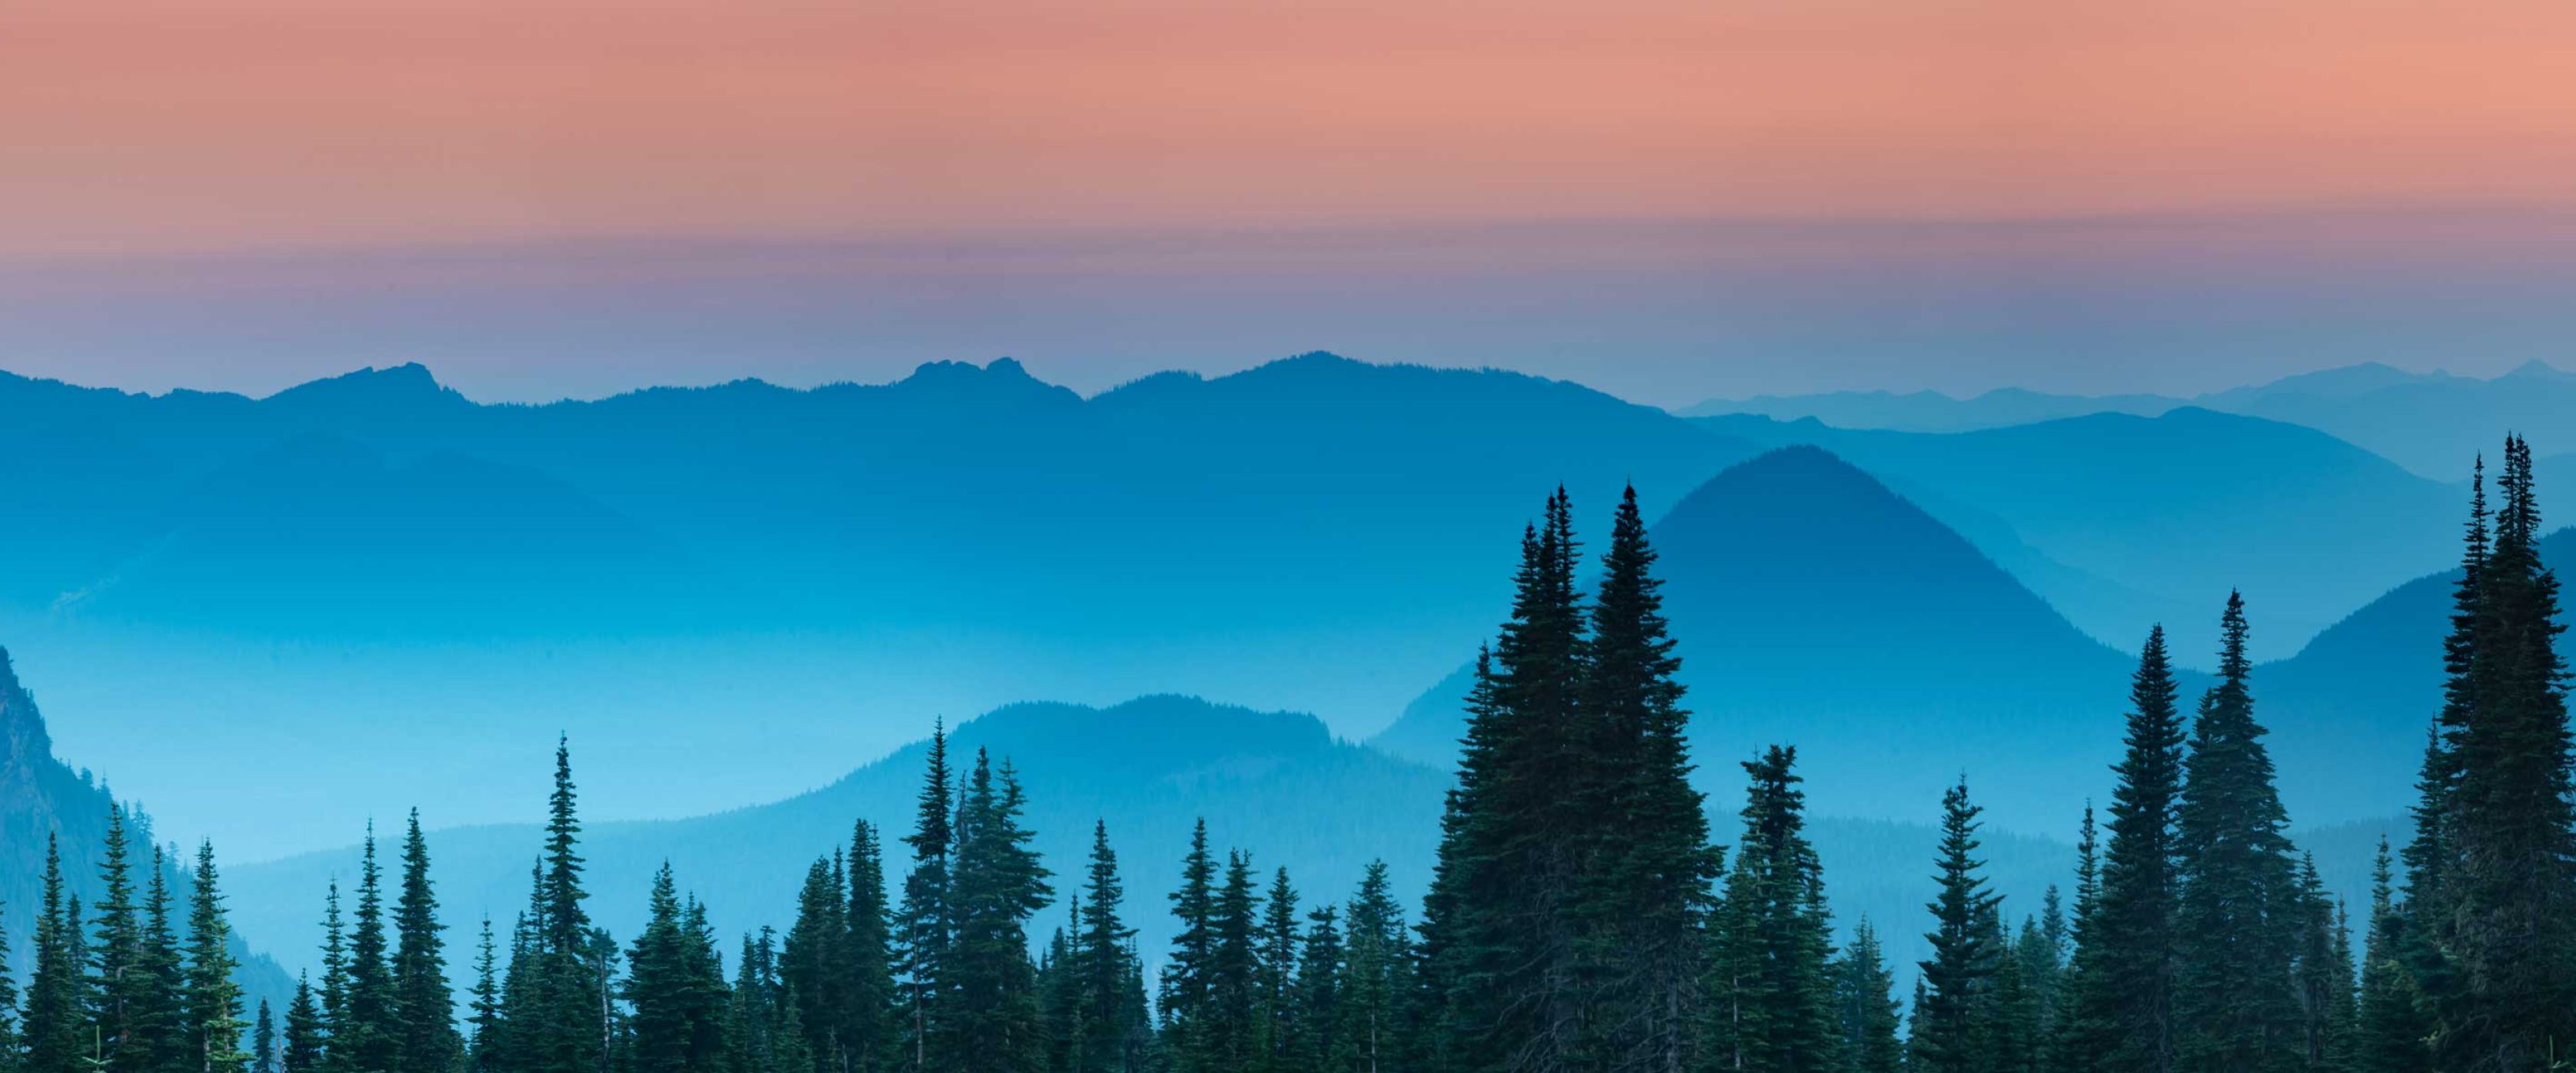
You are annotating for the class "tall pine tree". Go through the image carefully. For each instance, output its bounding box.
[2066,626,2187,1073]
[2171,593,2305,1073]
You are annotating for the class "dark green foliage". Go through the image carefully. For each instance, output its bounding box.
[333,828,398,1073]
[1290,905,1341,1071]
[184,842,250,1073]
[2172,593,2305,1073]
[391,812,461,1073]
[281,976,323,1073]
[1158,819,1217,1068]
[2066,626,2188,1073]
[253,999,276,1073]
[1829,918,1904,1073]
[1425,491,1590,1071]
[2353,838,2430,1073]
[846,821,900,1073]
[468,919,501,1073]
[1066,822,1149,1073]
[896,722,955,1072]
[944,751,1053,1071]
[1256,868,1300,1071]
[88,805,153,1071]
[0,891,16,1073]
[622,864,730,1073]
[2423,436,2576,1068]
[1332,863,1409,1073]
[1707,746,1843,1073]
[22,835,87,1073]
[1579,486,1720,1072]
[1916,778,1999,1073]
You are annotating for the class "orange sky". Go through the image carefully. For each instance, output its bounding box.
[5,0,2574,255]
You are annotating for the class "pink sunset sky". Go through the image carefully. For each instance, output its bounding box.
[5,0,2575,401]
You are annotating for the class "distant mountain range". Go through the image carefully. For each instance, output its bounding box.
[0,353,2524,866]
[1688,409,2462,660]
[1682,359,2576,481]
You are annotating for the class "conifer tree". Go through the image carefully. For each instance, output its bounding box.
[139,845,188,1069]
[0,894,17,1073]
[334,827,397,1073]
[282,976,323,1073]
[1829,918,1904,1073]
[2353,838,2429,1073]
[1069,822,1148,1073]
[253,999,277,1073]
[317,881,348,1056]
[468,919,501,1073]
[1579,485,1717,1073]
[2288,855,2354,1071]
[1257,868,1300,1071]
[783,855,850,1068]
[88,805,151,1071]
[943,753,1052,1071]
[22,835,87,1073]
[2068,625,2187,1073]
[1708,746,1843,1073]
[528,737,607,1073]
[1196,850,1261,1071]
[2434,435,2576,1068]
[1159,819,1217,1068]
[1916,778,2000,1073]
[896,722,955,1073]
[1424,491,1592,1072]
[624,864,731,1073]
[1333,862,1409,1073]
[1291,905,1342,1071]
[848,820,900,1073]
[390,811,460,1073]
[2171,593,2305,1073]
[183,841,249,1073]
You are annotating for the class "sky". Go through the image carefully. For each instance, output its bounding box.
[5,0,2576,402]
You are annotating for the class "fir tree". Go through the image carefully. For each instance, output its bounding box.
[2289,855,2354,1071]
[390,812,460,1073]
[1257,868,1300,1071]
[2171,593,2305,1073]
[896,721,955,1073]
[23,835,87,1073]
[183,842,250,1073]
[139,845,188,1070]
[282,977,324,1073]
[943,753,1052,1072]
[1830,918,1904,1073]
[1428,491,1591,1072]
[1333,862,1409,1073]
[624,864,731,1073]
[783,855,849,1068]
[0,892,16,1073]
[1196,850,1261,1071]
[529,737,607,1073]
[1069,822,1148,1073]
[1707,746,1843,1073]
[848,820,900,1073]
[2068,625,2188,1073]
[88,805,150,1071]
[1159,820,1217,1068]
[468,919,501,1073]
[253,1000,277,1073]
[317,881,348,1057]
[2436,435,2576,1069]
[334,826,398,1073]
[1291,905,1342,1071]
[1916,778,1999,1073]
[1578,485,1717,1073]
[2353,838,2430,1073]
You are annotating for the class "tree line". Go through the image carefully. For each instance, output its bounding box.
[2,442,2569,1072]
